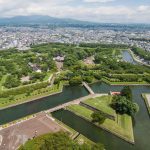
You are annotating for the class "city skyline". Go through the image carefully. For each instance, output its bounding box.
[0,0,150,23]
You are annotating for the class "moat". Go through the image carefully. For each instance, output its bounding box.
[0,82,150,150]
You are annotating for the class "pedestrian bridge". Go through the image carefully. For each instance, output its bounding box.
[82,82,95,94]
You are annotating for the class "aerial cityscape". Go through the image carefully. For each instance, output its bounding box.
[0,0,150,150]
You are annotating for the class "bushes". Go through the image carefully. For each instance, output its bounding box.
[132,46,150,61]
[121,86,132,101]
[3,75,21,88]
[111,96,139,116]
[0,82,49,98]
[91,112,106,124]
[69,76,82,86]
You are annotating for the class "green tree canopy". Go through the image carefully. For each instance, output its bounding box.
[19,132,104,150]
[111,96,139,116]
[121,86,132,101]
[91,111,106,124]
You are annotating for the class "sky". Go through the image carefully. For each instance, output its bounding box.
[0,0,150,23]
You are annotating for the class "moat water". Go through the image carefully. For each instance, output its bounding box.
[122,50,137,64]
[0,82,150,150]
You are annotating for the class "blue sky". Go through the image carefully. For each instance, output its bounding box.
[0,0,150,23]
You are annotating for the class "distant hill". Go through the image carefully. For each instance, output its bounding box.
[0,15,150,31]
[0,15,93,26]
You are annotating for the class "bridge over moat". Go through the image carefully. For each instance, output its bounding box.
[82,82,95,95]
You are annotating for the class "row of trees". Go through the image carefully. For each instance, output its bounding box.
[0,82,49,98]
[132,46,150,61]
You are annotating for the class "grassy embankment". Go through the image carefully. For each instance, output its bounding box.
[0,82,63,109]
[67,96,134,143]
[142,94,150,115]
[102,78,148,85]
[82,96,116,119]
[49,114,77,137]
[49,114,102,147]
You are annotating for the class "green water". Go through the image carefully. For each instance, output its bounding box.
[0,82,150,150]
[0,85,88,125]
[52,82,150,150]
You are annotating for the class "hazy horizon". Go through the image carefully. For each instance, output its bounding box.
[0,0,150,24]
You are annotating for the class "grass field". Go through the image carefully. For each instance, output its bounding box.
[83,96,116,117]
[67,104,134,143]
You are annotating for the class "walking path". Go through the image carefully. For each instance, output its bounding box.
[45,93,107,113]
[82,82,95,94]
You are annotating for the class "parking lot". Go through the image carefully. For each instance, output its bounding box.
[0,112,64,150]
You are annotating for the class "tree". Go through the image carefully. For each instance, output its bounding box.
[4,75,21,88]
[111,96,139,116]
[64,55,78,67]
[91,111,106,124]
[83,76,93,83]
[121,86,132,101]
[69,76,82,86]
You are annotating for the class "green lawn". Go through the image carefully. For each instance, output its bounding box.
[83,96,116,118]
[67,104,134,143]
[67,104,93,120]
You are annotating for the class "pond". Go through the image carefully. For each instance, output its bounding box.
[122,50,137,64]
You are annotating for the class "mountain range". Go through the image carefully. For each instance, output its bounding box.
[0,15,93,26]
[0,15,150,31]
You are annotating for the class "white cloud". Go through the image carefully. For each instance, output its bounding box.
[83,0,115,3]
[0,0,149,23]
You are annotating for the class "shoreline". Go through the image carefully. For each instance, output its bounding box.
[66,109,135,145]
[0,81,150,111]
[0,87,63,111]
[127,49,150,67]
[142,94,150,116]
